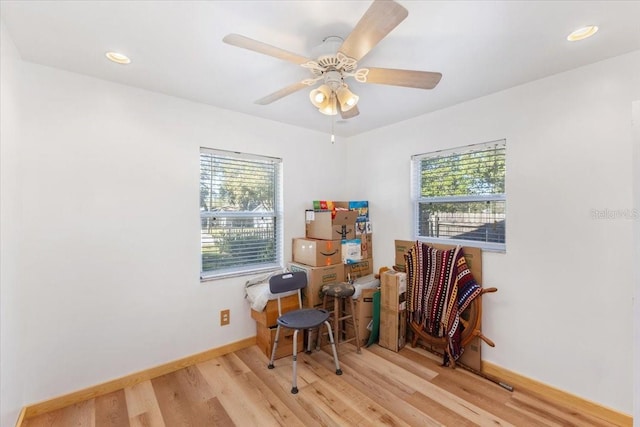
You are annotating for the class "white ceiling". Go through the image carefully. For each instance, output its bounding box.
[2,1,639,137]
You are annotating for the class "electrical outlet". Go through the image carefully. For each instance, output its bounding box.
[220,309,230,326]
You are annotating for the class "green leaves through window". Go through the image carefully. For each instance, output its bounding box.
[412,140,506,251]
[200,148,283,279]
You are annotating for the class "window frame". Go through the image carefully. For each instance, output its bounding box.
[199,147,283,281]
[411,139,506,252]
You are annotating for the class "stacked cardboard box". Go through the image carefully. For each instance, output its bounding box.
[252,294,304,360]
[288,262,345,307]
[284,201,375,351]
[308,201,374,279]
[379,270,407,352]
[292,201,376,307]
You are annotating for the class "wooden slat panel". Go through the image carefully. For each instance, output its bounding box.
[22,400,95,427]
[197,358,282,426]
[151,367,231,426]
[94,390,130,427]
[234,346,324,427]
[123,380,165,427]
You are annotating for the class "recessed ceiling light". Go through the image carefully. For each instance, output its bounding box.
[105,51,131,64]
[567,26,599,42]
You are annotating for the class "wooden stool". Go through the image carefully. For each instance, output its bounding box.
[319,282,361,354]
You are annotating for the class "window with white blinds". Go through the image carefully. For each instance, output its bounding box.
[412,140,506,252]
[200,148,283,279]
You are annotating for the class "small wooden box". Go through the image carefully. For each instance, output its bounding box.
[256,323,305,360]
[251,294,300,327]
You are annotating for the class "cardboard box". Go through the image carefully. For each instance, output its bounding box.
[312,200,368,222]
[347,201,369,222]
[313,200,335,211]
[251,294,300,327]
[394,240,415,270]
[256,323,305,360]
[352,288,377,346]
[410,333,481,371]
[381,270,407,311]
[288,262,345,307]
[394,240,482,284]
[355,221,372,235]
[344,258,373,281]
[305,210,357,240]
[341,239,362,264]
[358,233,373,259]
[292,238,342,267]
[379,307,406,352]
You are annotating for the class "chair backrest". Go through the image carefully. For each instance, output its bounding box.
[269,272,307,314]
[269,271,307,294]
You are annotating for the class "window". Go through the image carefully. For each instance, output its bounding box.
[200,148,283,279]
[412,139,506,252]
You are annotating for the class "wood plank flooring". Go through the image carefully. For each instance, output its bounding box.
[22,343,620,426]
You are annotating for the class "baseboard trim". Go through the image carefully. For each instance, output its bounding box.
[482,360,632,427]
[14,407,27,427]
[19,336,256,422]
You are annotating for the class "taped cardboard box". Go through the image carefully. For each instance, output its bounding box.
[344,258,373,280]
[288,262,345,307]
[305,210,357,240]
[292,237,342,267]
[251,294,300,327]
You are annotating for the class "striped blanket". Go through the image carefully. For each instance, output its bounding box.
[405,242,482,361]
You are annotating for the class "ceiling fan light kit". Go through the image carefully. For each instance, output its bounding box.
[223,0,442,123]
[336,85,358,112]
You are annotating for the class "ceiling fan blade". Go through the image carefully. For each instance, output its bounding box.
[339,0,408,61]
[364,67,442,89]
[223,34,311,65]
[255,81,309,105]
[340,105,360,119]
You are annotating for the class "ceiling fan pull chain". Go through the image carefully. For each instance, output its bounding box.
[330,115,336,144]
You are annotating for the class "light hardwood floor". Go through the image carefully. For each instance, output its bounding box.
[22,343,620,426]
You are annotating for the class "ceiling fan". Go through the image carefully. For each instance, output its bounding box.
[223,0,442,120]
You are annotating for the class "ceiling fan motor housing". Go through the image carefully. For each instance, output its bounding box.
[324,69,344,91]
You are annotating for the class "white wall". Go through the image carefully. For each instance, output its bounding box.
[0,22,349,424]
[1,19,25,427]
[347,50,640,414]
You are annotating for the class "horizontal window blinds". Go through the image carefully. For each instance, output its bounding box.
[412,140,506,251]
[200,148,282,278]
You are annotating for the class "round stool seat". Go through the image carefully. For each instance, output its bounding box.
[322,282,355,298]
